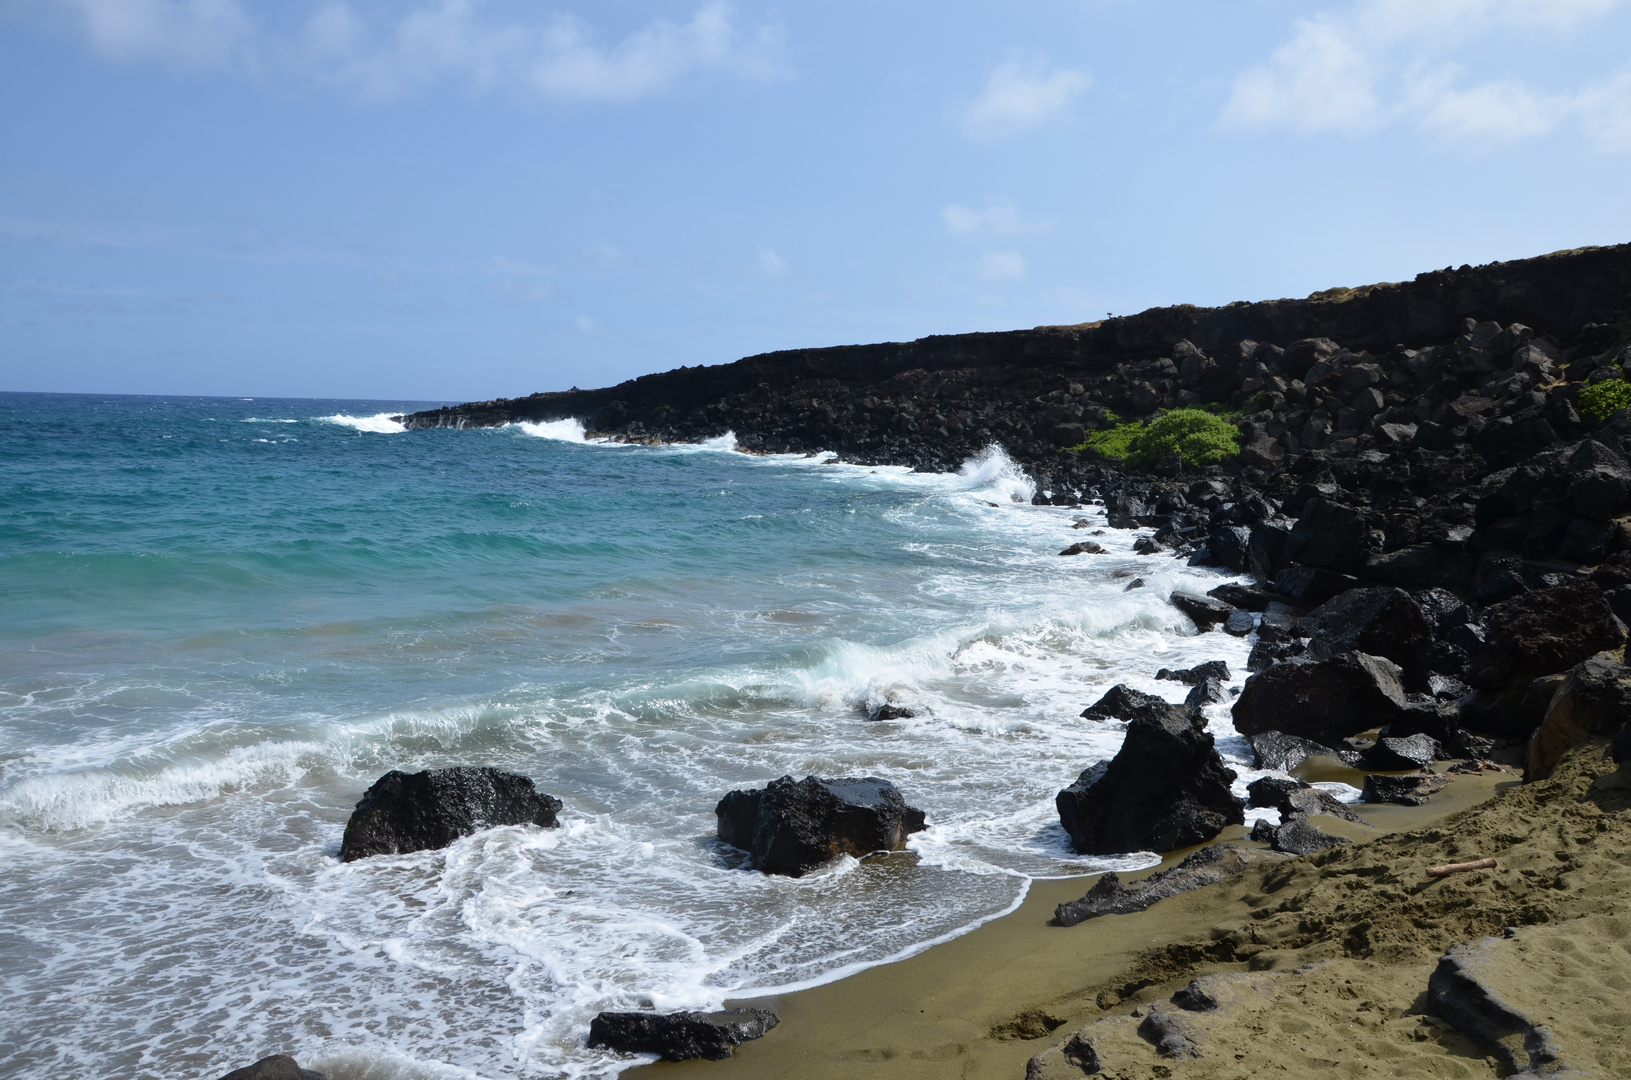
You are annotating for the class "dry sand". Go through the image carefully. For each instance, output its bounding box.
[628,748,1631,1079]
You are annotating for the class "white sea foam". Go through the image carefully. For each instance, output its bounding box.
[322,412,408,434]
[514,418,588,442]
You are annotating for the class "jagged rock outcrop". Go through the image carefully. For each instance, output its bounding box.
[339,767,562,862]
[715,775,926,876]
[1055,712,1243,856]
[587,1009,778,1061]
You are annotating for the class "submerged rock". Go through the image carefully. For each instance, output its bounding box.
[716,775,926,877]
[587,1009,778,1061]
[217,1056,325,1080]
[1251,814,1351,855]
[1055,710,1243,856]
[339,767,562,862]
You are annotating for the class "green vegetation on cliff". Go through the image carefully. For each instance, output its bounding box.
[1073,408,1240,467]
[1579,377,1631,422]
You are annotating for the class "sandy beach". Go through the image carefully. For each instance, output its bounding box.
[631,748,1630,1079]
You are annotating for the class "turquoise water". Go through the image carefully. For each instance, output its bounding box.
[0,392,1264,1079]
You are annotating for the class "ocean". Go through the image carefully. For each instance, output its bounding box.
[0,392,1289,1079]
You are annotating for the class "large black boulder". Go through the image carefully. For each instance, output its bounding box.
[339,767,562,862]
[716,775,926,877]
[1055,711,1243,855]
[1231,652,1410,746]
[587,1009,778,1061]
[1466,582,1626,689]
[1302,587,1434,685]
[217,1057,325,1080]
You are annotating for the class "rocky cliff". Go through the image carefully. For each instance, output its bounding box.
[398,243,1631,480]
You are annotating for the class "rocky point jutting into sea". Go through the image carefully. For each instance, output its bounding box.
[392,241,1631,1078]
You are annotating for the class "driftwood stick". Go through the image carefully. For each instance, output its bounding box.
[1426,857,1497,878]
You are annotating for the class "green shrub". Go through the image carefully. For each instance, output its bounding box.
[1073,420,1145,460]
[1069,408,1241,467]
[1579,378,1631,423]
[1127,408,1241,466]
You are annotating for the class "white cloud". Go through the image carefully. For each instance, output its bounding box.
[976,250,1027,282]
[1221,0,1631,150]
[56,0,255,70]
[44,1,789,102]
[942,198,1052,237]
[959,52,1091,141]
[752,246,788,278]
[575,314,598,333]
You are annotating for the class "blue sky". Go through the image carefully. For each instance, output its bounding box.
[4,0,1630,400]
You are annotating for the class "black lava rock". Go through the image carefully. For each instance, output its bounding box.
[339,767,562,862]
[1055,711,1243,855]
[1247,730,1363,770]
[1302,587,1434,685]
[587,1009,778,1061]
[1466,582,1626,690]
[1081,683,1195,726]
[1360,772,1450,805]
[1232,652,1411,746]
[1365,733,1444,770]
[1156,660,1232,685]
[716,775,926,877]
[217,1056,325,1080]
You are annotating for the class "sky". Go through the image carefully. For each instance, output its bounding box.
[3,0,1630,401]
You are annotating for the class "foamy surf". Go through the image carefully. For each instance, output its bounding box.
[322,412,408,433]
[514,418,589,442]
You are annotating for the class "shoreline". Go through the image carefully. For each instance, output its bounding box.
[628,766,1517,1079]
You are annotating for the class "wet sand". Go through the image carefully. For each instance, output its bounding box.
[627,758,1593,1080]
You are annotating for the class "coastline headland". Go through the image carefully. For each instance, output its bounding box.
[405,243,1631,1077]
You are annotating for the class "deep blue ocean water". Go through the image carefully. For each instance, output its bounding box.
[0,392,1275,1079]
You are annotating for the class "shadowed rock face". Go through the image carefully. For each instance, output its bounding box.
[1055,713,1243,856]
[1466,582,1626,690]
[587,1009,778,1062]
[339,767,562,862]
[715,775,927,877]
